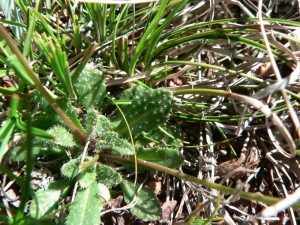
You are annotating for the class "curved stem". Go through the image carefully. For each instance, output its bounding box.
[101,152,300,209]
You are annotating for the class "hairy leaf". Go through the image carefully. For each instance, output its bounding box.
[97,164,122,188]
[96,131,134,155]
[113,86,147,122]
[75,63,106,110]
[79,162,97,189]
[120,180,161,221]
[47,125,76,147]
[86,109,113,139]
[115,87,172,137]
[61,159,79,179]
[30,179,72,219]
[66,181,102,225]
[136,147,183,168]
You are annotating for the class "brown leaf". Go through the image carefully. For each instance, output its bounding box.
[160,200,177,222]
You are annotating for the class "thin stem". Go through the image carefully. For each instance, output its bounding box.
[101,152,300,209]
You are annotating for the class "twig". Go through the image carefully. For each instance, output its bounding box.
[71,140,90,202]
[261,179,300,217]
[258,0,300,142]
[219,168,256,185]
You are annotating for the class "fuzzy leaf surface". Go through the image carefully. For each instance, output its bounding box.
[137,147,183,168]
[75,63,106,110]
[86,109,113,139]
[61,159,79,179]
[30,179,72,219]
[112,86,147,125]
[32,93,85,133]
[79,163,97,188]
[96,131,134,155]
[86,109,98,136]
[120,180,161,221]
[97,164,122,188]
[114,88,172,137]
[47,125,76,147]
[66,181,102,225]
[94,115,114,137]
[136,125,183,147]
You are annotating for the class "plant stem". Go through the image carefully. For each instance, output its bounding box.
[101,152,300,209]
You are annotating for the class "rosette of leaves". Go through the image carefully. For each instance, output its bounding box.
[27,75,184,222]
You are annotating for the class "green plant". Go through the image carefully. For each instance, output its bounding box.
[1,0,300,224]
[4,60,183,223]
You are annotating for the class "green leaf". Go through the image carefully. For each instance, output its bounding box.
[66,181,102,225]
[61,159,79,179]
[6,135,65,162]
[32,93,85,133]
[136,125,183,147]
[30,179,72,219]
[16,118,55,139]
[0,215,13,224]
[0,119,15,163]
[128,0,169,76]
[96,131,134,155]
[7,145,63,162]
[0,1,25,39]
[33,32,76,98]
[79,162,97,189]
[95,115,114,137]
[47,125,76,147]
[86,109,113,138]
[31,117,56,130]
[86,109,98,136]
[137,147,183,168]
[112,85,148,125]
[97,164,122,188]
[75,63,106,110]
[191,217,223,225]
[8,54,35,86]
[97,182,110,200]
[111,146,183,173]
[115,88,172,137]
[120,180,161,221]
[46,97,85,132]
[192,219,212,225]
